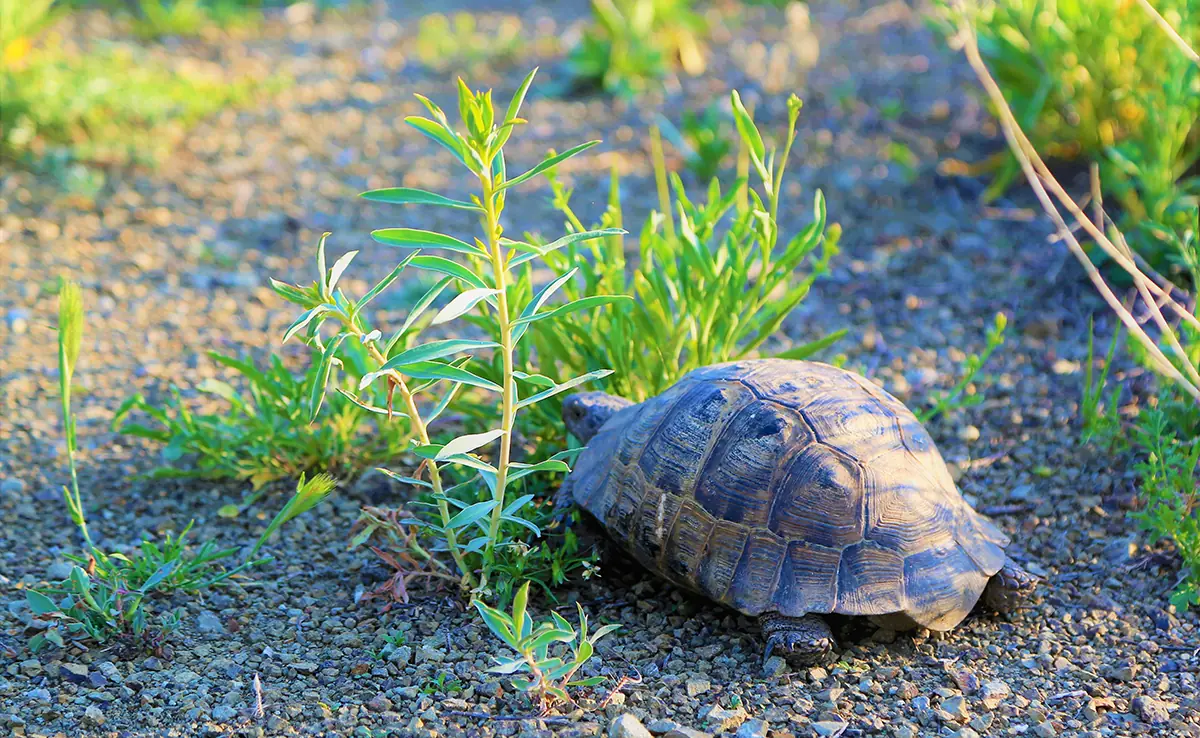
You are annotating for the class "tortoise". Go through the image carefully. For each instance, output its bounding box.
[558,359,1036,663]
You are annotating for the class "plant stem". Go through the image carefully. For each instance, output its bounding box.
[478,173,516,596]
[359,337,475,591]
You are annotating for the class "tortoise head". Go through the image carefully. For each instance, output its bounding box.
[562,392,635,444]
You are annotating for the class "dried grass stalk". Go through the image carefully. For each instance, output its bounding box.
[948,0,1200,404]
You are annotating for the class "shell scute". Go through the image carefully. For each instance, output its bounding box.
[637,382,751,496]
[695,400,803,527]
[767,443,865,548]
[774,540,842,616]
[726,530,787,615]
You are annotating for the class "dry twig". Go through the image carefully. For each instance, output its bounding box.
[948,0,1200,404]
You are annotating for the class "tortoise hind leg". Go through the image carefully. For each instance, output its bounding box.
[760,613,835,665]
[983,558,1038,613]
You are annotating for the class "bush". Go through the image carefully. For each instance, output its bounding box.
[932,0,1200,278]
[114,343,412,491]
[272,70,629,605]
[568,0,707,97]
[477,91,840,416]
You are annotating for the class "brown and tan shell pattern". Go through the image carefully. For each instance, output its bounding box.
[567,359,1010,631]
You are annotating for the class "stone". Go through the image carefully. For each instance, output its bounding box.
[82,706,105,727]
[663,729,711,738]
[1131,696,1171,724]
[685,678,711,698]
[609,714,653,738]
[388,645,413,665]
[1,477,26,497]
[367,694,393,712]
[950,729,979,738]
[701,705,746,732]
[196,611,223,633]
[938,695,969,723]
[26,687,51,703]
[60,662,89,684]
[292,662,319,674]
[1032,722,1057,738]
[735,718,768,738]
[812,720,848,737]
[1102,537,1136,565]
[212,705,237,721]
[19,659,42,677]
[646,719,679,734]
[46,561,73,580]
[979,680,1010,710]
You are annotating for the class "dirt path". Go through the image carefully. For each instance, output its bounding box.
[1,1,1197,736]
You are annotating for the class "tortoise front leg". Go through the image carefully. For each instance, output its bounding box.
[760,613,836,665]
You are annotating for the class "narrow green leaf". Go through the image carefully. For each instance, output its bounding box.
[382,339,498,371]
[309,334,349,423]
[316,232,330,297]
[140,561,177,592]
[360,187,482,212]
[511,269,576,344]
[516,369,614,409]
[498,141,601,192]
[372,228,482,256]
[505,68,537,124]
[731,90,765,162]
[511,295,632,326]
[509,228,626,267]
[385,276,453,356]
[386,361,501,392]
[409,255,490,291]
[357,252,417,312]
[432,288,500,325]
[282,304,331,345]
[436,429,505,460]
[405,116,466,165]
[507,459,571,482]
[327,250,358,293]
[773,329,847,361]
[445,500,499,531]
[376,467,433,488]
[334,388,409,417]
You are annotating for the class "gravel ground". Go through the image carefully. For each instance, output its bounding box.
[2,1,1198,737]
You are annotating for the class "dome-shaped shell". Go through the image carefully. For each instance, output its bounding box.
[568,359,1009,631]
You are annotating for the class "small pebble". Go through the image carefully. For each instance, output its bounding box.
[609,713,652,738]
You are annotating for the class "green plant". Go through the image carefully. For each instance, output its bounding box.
[0,0,57,65]
[250,472,338,556]
[493,90,840,409]
[932,0,1200,278]
[114,344,411,491]
[658,104,734,183]
[1081,316,1123,440]
[132,0,209,38]
[475,581,618,709]
[569,0,706,97]
[272,69,628,599]
[1,38,271,165]
[26,281,267,653]
[414,12,522,72]
[1131,400,1199,610]
[421,672,464,695]
[948,2,1200,609]
[917,312,1009,423]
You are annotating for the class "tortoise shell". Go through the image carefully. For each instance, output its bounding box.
[567,359,1010,631]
